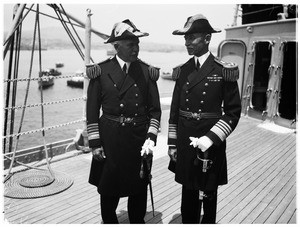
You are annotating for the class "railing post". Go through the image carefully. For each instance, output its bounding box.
[81,8,92,153]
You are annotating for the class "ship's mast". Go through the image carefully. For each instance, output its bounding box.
[231,4,240,27]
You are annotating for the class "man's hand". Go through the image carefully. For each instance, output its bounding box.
[92,147,106,161]
[141,138,155,156]
[189,136,213,152]
[168,146,177,162]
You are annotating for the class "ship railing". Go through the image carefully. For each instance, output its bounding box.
[3,4,104,183]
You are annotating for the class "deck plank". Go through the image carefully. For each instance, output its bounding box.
[3,116,296,224]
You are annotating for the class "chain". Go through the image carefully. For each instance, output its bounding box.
[4,97,85,111]
[3,73,85,83]
[3,118,85,139]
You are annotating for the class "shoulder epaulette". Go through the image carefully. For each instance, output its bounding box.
[214,58,239,82]
[171,63,184,81]
[85,58,111,79]
[138,59,160,81]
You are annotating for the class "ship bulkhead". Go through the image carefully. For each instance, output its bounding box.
[218,18,297,129]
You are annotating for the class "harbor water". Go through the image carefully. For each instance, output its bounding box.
[3,49,193,151]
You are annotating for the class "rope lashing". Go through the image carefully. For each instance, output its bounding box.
[3,73,85,83]
[4,97,85,111]
[3,119,85,139]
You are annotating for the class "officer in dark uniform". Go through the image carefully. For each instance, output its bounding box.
[86,19,161,224]
[167,14,241,224]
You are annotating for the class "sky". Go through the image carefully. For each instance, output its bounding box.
[1,0,245,48]
[3,0,296,47]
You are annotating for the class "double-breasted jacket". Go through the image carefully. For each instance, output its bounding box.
[168,53,241,191]
[86,56,161,197]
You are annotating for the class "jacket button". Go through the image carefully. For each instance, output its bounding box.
[205,83,208,86]
[202,92,206,95]
[200,100,204,104]
[120,103,124,108]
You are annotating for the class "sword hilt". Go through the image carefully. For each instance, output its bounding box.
[195,149,213,172]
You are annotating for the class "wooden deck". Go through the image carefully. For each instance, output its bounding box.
[3,115,297,224]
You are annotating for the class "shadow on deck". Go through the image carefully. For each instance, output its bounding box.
[3,116,296,224]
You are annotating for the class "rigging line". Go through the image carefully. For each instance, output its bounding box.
[4,97,85,111]
[3,7,18,154]
[55,7,85,59]
[59,4,95,63]
[25,5,83,29]
[51,4,85,60]
[3,4,34,48]
[4,6,40,182]
[8,14,23,155]
[60,4,85,49]
[37,4,55,179]
[3,119,86,139]
[3,155,49,174]
[4,74,84,83]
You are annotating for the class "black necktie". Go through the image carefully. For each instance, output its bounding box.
[196,59,200,70]
[122,64,127,74]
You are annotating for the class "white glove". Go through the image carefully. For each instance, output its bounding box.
[168,146,177,162]
[189,136,213,152]
[92,146,106,161]
[141,138,155,156]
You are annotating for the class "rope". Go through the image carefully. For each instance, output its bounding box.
[25,5,83,29]
[59,4,94,63]
[7,8,23,158]
[3,6,18,154]
[3,73,84,83]
[50,4,85,60]
[60,4,85,50]
[3,119,85,139]
[3,4,34,48]
[5,5,40,182]
[36,4,56,179]
[4,4,91,182]
[4,97,85,111]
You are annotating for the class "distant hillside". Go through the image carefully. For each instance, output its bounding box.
[4,26,187,53]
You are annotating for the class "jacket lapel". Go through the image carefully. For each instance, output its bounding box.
[188,54,215,90]
[106,57,126,90]
[119,61,140,97]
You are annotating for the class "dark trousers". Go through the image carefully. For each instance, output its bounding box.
[181,186,218,224]
[100,188,148,224]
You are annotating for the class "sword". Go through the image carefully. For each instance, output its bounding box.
[194,148,212,222]
[199,149,209,200]
[140,153,155,217]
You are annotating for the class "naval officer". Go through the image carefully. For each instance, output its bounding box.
[167,14,241,223]
[86,19,161,224]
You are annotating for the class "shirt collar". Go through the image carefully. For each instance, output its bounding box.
[194,51,210,68]
[116,55,130,73]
